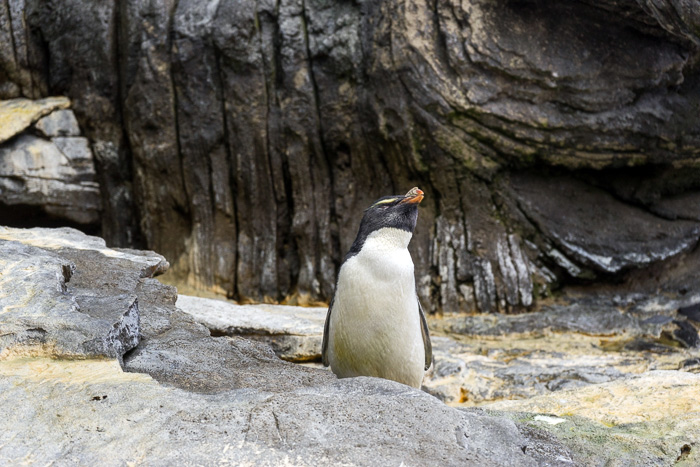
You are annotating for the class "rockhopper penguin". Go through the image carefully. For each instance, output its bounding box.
[322,187,432,388]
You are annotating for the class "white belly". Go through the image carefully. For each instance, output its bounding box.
[327,229,425,388]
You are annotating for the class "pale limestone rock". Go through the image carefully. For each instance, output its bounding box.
[35,109,81,137]
[487,370,700,425]
[0,226,171,361]
[176,294,326,362]
[53,136,93,163]
[0,97,70,144]
[0,134,99,224]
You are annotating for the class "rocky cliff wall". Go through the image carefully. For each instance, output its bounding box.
[1,0,699,311]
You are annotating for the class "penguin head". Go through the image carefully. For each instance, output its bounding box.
[346,187,424,259]
[362,186,424,233]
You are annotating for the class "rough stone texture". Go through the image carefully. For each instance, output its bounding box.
[488,370,700,424]
[0,133,100,224]
[1,0,700,314]
[6,225,700,466]
[0,227,155,360]
[35,109,81,137]
[426,330,700,405]
[510,172,700,274]
[0,358,560,467]
[0,97,69,143]
[487,372,700,466]
[177,292,700,406]
[0,226,589,466]
[3,227,700,465]
[500,408,700,467]
[177,295,325,362]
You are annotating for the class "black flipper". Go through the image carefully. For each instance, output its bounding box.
[418,297,432,370]
[321,295,335,366]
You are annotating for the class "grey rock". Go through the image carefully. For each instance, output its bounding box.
[5,0,699,315]
[52,136,93,163]
[0,357,553,466]
[425,300,700,404]
[124,278,332,394]
[0,134,100,225]
[176,295,326,362]
[0,225,574,465]
[2,226,699,465]
[177,292,700,406]
[487,371,700,466]
[510,173,700,274]
[24,0,139,248]
[35,109,81,137]
[0,227,152,360]
[638,0,700,45]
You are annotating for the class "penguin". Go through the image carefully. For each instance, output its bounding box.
[322,187,432,388]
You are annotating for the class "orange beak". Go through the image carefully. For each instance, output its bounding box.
[400,187,424,204]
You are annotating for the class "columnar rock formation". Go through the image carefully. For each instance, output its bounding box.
[1,0,699,312]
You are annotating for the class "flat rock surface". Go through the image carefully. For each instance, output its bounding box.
[487,370,700,424]
[426,333,699,405]
[485,372,700,466]
[176,295,326,362]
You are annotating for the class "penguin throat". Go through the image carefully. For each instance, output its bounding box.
[365,227,413,250]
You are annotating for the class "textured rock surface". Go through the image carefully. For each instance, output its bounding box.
[487,372,700,466]
[35,109,81,137]
[0,134,100,224]
[0,358,563,466]
[1,0,698,312]
[2,226,699,465]
[177,295,325,362]
[0,227,165,360]
[488,370,700,424]
[0,97,69,143]
[0,226,582,466]
[0,97,100,227]
[178,292,700,406]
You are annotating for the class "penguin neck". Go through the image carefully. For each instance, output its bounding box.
[363,227,413,252]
